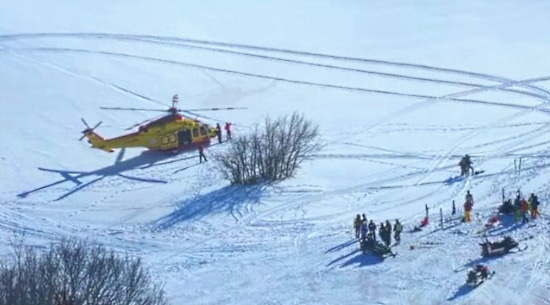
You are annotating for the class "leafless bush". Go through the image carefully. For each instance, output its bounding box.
[215,112,322,184]
[0,237,167,305]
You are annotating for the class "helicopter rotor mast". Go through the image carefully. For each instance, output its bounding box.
[172,94,178,108]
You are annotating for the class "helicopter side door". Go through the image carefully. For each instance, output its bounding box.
[191,128,200,141]
[177,130,192,145]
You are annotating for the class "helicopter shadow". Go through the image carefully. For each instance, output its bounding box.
[155,183,268,230]
[17,149,197,201]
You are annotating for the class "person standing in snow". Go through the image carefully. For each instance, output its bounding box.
[459,154,473,176]
[514,194,522,222]
[463,201,473,222]
[216,123,222,144]
[529,193,540,219]
[353,214,362,239]
[224,122,232,141]
[463,190,474,222]
[394,219,403,243]
[368,220,377,241]
[360,221,368,241]
[198,144,207,163]
[520,198,529,223]
[379,223,389,246]
[385,220,392,245]
[360,214,368,238]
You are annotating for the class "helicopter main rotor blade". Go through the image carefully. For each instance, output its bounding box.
[178,106,248,112]
[124,114,165,130]
[178,110,220,122]
[100,106,168,112]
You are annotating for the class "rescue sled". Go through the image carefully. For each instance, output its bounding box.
[480,236,526,257]
[360,237,396,258]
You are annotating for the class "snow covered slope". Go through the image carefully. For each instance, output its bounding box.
[2,1,550,304]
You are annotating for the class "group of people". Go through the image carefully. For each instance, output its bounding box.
[353,214,403,246]
[462,187,542,224]
[215,122,233,144]
[457,154,542,223]
[500,190,541,222]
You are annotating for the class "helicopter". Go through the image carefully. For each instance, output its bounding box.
[80,94,245,153]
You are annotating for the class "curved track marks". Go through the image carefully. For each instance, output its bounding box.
[6,46,550,119]
[2,32,550,99]
[9,46,550,113]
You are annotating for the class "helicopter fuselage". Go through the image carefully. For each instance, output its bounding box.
[85,114,218,152]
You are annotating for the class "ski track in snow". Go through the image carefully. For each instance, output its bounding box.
[3,33,550,117]
[8,46,550,114]
[1,32,550,99]
[2,27,550,305]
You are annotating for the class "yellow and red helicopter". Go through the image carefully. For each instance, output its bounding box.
[80,94,245,153]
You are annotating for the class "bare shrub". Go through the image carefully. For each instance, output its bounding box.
[215,112,322,184]
[0,237,167,305]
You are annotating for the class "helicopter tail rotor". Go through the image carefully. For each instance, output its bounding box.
[80,118,103,141]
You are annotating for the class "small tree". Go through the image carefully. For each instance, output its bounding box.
[0,237,167,305]
[215,112,322,184]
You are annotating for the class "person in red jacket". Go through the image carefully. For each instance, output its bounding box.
[520,198,529,223]
[224,122,232,141]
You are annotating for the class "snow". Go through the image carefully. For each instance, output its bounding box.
[2,1,550,304]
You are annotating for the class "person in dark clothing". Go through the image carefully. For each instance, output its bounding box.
[385,220,392,245]
[216,123,222,144]
[379,223,391,246]
[198,144,207,163]
[514,194,522,222]
[367,220,376,241]
[459,154,473,176]
[529,193,540,219]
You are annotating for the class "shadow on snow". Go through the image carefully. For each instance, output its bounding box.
[325,238,357,254]
[17,149,199,201]
[327,248,383,269]
[447,284,475,301]
[482,214,529,237]
[154,183,268,229]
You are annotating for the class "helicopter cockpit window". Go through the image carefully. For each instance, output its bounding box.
[192,128,199,138]
[200,127,207,136]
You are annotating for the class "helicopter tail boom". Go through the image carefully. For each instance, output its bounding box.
[85,132,114,153]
